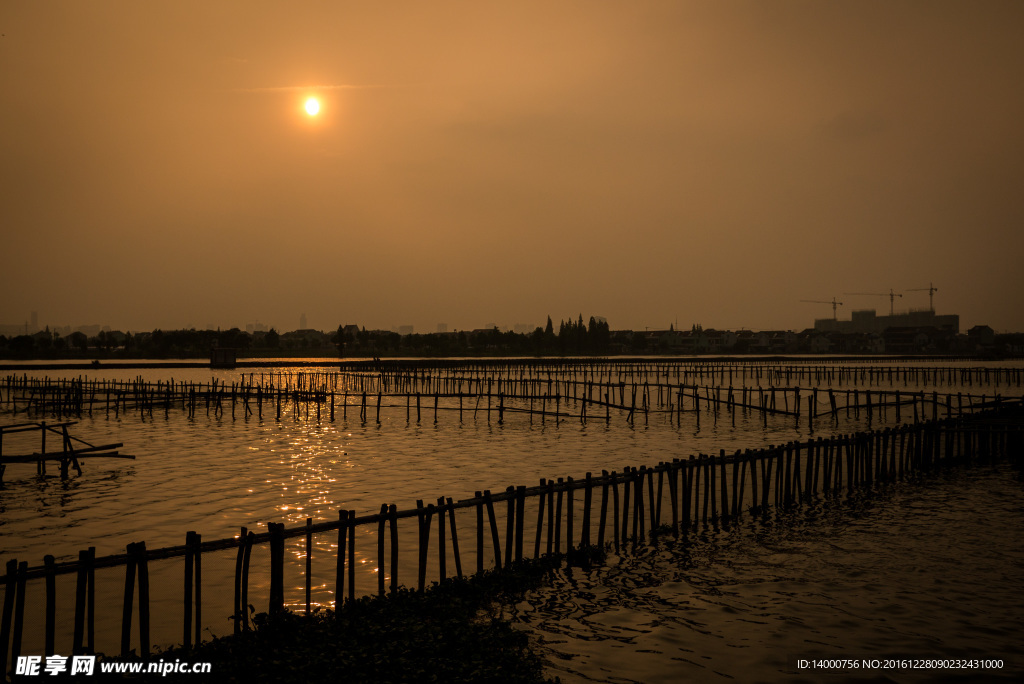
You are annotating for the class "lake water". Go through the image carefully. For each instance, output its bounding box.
[1,359,1021,678]
[512,463,1024,683]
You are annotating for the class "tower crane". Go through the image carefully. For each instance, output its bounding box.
[800,297,843,320]
[843,289,903,316]
[907,282,938,312]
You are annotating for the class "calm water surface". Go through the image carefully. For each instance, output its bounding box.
[513,465,1024,682]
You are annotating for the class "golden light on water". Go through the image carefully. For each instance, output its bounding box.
[304,97,320,116]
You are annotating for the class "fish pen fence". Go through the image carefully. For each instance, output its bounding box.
[1,402,1021,676]
[334,358,1024,390]
[2,370,1020,430]
[0,376,343,423]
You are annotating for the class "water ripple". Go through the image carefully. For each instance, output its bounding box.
[511,465,1024,683]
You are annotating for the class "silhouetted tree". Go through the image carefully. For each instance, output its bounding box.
[588,316,610,352]
[9,335,34,353]
[331,325,345,352]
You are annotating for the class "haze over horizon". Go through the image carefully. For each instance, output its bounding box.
[3,1,1023,335]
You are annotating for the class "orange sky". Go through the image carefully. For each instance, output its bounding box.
[2,1,1022,334]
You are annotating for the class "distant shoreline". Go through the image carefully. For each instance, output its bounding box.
[0,353,1017,372]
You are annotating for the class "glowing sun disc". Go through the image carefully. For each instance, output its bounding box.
[304,98,320,116]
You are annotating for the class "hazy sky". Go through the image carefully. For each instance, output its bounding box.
[2,1,1022,334]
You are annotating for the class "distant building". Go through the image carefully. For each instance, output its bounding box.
[436,323,448,333]
[704,329,737,352]
[280,329,330,348]
[808,334,832,354]
[882,326,955,353]
[398,325,414,336]
[299,313,308,330]
[814,309,959,335]
[968,325,995,348]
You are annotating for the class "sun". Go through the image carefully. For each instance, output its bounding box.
[304,97,320,116]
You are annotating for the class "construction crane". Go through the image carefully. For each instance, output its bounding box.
[801,297,843,320]
[844,289,903,316]
[907,282,938,312]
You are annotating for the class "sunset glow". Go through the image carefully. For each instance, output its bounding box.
[2,2,1022,334]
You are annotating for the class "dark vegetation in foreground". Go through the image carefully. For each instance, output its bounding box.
[100,551,603,683]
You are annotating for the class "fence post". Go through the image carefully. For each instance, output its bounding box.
[136,542,151,659]
[739,452,750,515]
[534,483,546,558]
[446,498,463,578]
[784,444,793,506]
[582,474,593,548]
[121,544,138,658]
[44,555,56,656]
[702,456,711,523]
[633,468,644,541]
[416,500,427,591]
[72,550,90,655]
[1,559,16,677]
[515,486,526,561]
[390,505,400,591]
[378,505,388,597]
[610,472,621,553]
[184,532,195,650]
[761,450,773,511]
[668,462,679,532]
[546,479,556,555]
[655,466,664,529]
[726,451,739,516]
[598,471,609,549]
[191,533,202,648]
[554,479,565,553]
[484,491,502,568]
[347,510,356,603]
[336,511,348,608]
[620,469,632,545]
[269,523,285,616]
[305,518,314,612]
[476,491,485,574]
[566,477,575,551]
[504,487,515,568]
[438,497,448,580]
[233,528,246,634]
